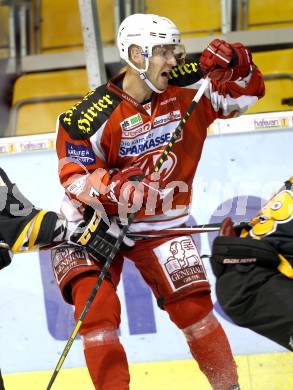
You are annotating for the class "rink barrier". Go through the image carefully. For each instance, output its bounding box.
[0,110,292,155]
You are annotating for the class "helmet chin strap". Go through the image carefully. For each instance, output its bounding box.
[139,72,165,94]
[126,54,166,94]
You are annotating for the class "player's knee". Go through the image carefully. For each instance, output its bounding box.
[165,291,213,329]
[71,273,121,333]
[82,328,120,349]
[183,311,219,342]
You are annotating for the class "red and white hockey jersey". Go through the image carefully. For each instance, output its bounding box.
[56,65,265,232]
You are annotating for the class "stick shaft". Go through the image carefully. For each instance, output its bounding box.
[128,221,249,238]
[46,220,131,390]
[153,78,209,173]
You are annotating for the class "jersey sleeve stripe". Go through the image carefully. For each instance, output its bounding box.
[89,120,108,162]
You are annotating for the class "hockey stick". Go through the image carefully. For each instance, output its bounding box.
[128,226,221,238]
[128,221,249,238]
[46,77,210,390]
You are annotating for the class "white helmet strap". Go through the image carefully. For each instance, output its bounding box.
[139,71,165,94]
[127,51,165,94]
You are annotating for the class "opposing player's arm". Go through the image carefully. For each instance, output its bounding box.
[0,168,134,270]
[0,167,62,269]
[210,178,293,279]
[0,167,59,252]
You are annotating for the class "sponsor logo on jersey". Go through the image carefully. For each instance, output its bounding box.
[153,110,181,128]
[154,237,207,292]
[66,142,96,165]
[119,121,182,157]
[160,96,176,106]
[52,246,94,284]
[62,93,113,134]
[122,121,151,139]
[120,113,143,131]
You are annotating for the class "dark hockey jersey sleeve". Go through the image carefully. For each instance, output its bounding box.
[0,168,58,251]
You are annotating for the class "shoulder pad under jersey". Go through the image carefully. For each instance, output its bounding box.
[59,84,122,140]
[168,54,204,87]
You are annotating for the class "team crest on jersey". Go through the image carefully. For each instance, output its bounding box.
[153,237,207,292]
[133,150,177,180]
[120,113,143,131]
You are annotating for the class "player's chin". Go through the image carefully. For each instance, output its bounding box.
[156,75,169,90]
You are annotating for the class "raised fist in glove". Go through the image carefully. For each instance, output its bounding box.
[108,166,161,210]
[199,39,252,82]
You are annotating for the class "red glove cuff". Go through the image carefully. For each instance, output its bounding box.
[230,42,252,80]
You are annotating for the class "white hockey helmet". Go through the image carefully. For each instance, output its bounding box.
[117,13,184,73]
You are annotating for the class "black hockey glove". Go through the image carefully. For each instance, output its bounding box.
[0,240,12,270]
[0,369,5,390]
[210,217,280,277]
[69,210,134,263]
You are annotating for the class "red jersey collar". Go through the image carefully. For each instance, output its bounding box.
[107,72,153,116]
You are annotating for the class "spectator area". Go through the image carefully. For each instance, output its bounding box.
[8,69,88,136]
[3,0,293,135]
[9,48,292,136]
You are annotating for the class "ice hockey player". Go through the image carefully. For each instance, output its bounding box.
[50,12,265,389]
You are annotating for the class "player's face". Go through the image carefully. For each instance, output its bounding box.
[146,45,178,91]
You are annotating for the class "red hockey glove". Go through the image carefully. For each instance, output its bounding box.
[219,217,236,236]
[199,39,252,82]
[108,167,160,209]
[66,166,161,215]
